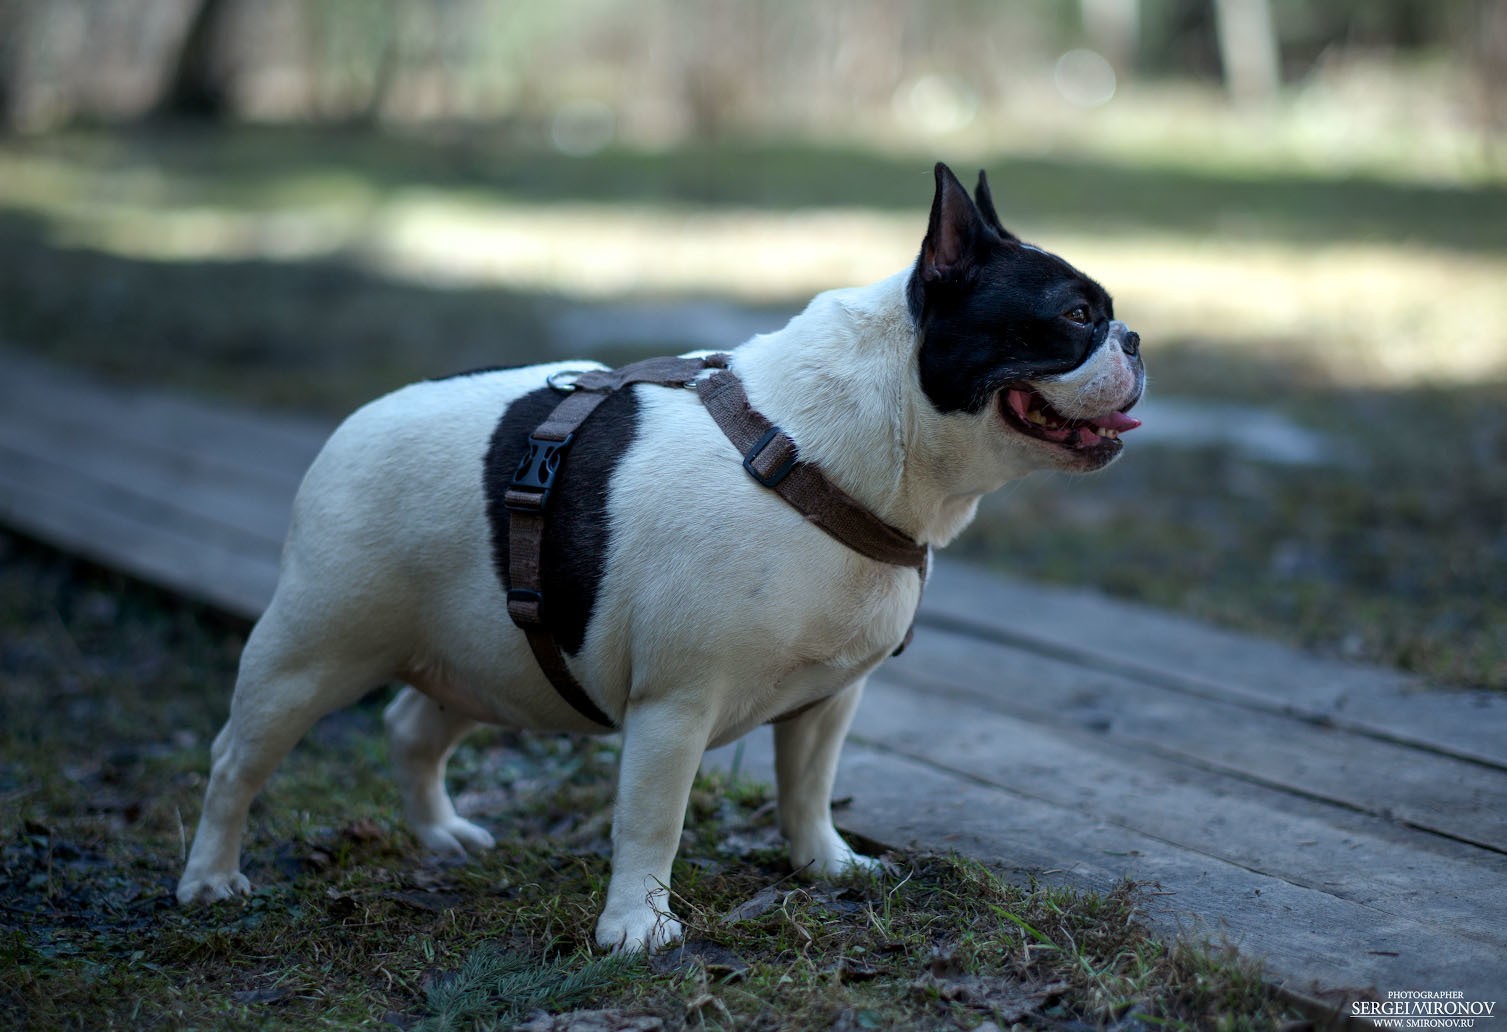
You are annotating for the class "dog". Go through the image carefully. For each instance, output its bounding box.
[176,162,1145,953]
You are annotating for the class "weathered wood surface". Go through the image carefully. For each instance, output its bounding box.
[3,347,1504,1002]
[0,349,312,614]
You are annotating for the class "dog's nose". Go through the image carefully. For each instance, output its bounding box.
[1122,331,1140,357]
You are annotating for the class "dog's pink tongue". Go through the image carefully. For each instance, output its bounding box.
[1006,388,1032,422]
[1094,410,1142,433]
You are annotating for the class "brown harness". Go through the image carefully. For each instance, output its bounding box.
[503,353,928,728]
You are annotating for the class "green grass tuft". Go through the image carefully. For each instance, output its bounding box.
[421,945,641,1031]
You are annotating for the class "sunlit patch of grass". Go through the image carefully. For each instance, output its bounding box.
[0,535,1298,1029]
[3,128,1506,387]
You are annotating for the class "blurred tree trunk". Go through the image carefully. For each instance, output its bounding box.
[0,0,24,128]
[1082,0,1141,73]
[1480,0,1507,168]
[359,21,400,126]
[1212,0,1279,104]
[158,0,235,119]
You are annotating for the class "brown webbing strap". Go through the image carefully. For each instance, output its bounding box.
[505,354,731,728]
[507,353,929,730]
[695,371,929,572]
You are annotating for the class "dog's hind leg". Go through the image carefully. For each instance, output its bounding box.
[774,678,880,879]
[177,610,388,905]
[383,685,494,855]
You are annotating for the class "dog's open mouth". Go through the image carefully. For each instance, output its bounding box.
[999,386,1141,451]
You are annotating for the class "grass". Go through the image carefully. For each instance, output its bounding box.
[0,536,1296,1024]
[6,123,1506,250]
[0,532,1299,1029]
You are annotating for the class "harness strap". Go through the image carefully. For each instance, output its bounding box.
[697,369,929,658]
[695,371,929,572]
[505,354,730,728]
[505,353,928,730]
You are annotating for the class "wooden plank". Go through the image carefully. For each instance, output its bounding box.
[834,749,1507,999]
[0,444,278,617]
[921,558,1507,770]
[0,348,328,484]
[854,672,1507,951]
[0,411,296,550]
[0,347,314,617]
[887,622,1507,853]
[706,730,1507,998]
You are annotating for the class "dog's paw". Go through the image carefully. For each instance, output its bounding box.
[594,907,684,955]
[414,817,495,856]
[804,851,885,881]
[176,870,252,905]
[790,832,885,881]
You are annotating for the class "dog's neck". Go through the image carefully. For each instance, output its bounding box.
[733,269,1036,546]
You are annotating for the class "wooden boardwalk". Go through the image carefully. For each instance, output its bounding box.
[2,347,1504,1008]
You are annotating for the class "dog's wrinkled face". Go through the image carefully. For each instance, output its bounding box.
[907,163,1144,474]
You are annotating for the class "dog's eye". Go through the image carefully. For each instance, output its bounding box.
[1063,306,1090,324]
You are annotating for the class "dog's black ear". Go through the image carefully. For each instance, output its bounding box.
[973,170,1018,243]
[918,162,987,286]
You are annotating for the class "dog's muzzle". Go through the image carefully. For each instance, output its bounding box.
[1107,320,1140,359]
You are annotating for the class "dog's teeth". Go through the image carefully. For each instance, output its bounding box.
[1027,410,1047,425]
[1098,427,1118,439]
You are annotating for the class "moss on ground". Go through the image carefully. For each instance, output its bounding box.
[0,534,1298,1029]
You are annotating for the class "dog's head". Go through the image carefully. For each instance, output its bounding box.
[907,162,1144,475]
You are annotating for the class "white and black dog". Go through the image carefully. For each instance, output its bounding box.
[177,163,1144,953]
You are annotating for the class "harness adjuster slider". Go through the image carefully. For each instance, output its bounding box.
[507,433,574,511]
[507,588,543,625]
[743,426,799,488]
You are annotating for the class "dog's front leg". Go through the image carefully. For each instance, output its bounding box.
[595,698,712,953]
[774,678,880,878]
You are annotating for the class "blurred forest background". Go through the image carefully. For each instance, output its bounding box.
[3,0,1506,150]
[1,0,1505,688]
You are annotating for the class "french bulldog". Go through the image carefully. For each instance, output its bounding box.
[176,162,1144,953]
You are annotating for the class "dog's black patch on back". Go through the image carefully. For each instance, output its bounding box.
[908,165,1115,414]
[484,387,640,655]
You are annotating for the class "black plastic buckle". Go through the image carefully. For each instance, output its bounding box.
[743,427,798,488]
[507,433,574,510]
[506,587,543,624]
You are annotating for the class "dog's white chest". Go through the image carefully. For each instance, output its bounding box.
[565,383,921,735]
